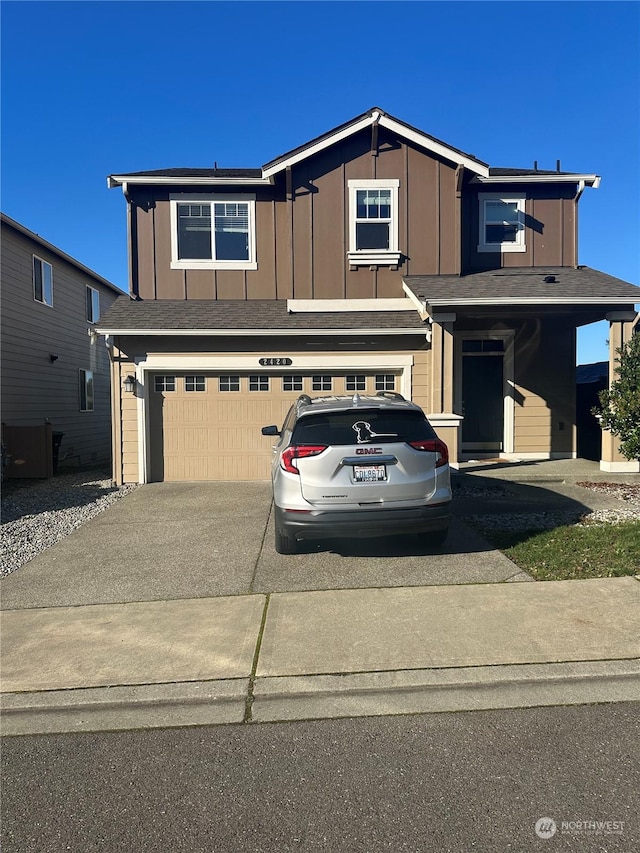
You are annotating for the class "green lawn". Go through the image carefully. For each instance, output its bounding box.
[473,520,640,581]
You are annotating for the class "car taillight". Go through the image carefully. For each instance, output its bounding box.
[280,445,327,474]
[409,439,449,468]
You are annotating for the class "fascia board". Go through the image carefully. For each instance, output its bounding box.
[287,298,416,312]
[95,327,427,337]
[107,175,272,188]
[424,296,639,307]
[378,115,490,176]
[261,116,374,178]
[472,174,601,187]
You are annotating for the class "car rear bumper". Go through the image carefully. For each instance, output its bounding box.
[275,502,451,542]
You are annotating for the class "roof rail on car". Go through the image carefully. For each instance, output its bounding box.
[296,394,312,407]
[376,391,405,401]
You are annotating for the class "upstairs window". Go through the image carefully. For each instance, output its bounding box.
[86,286,100,323]
[478,193,526,253]
[33,256,53,306]
[171,195,257,270]
[348,179,400,266]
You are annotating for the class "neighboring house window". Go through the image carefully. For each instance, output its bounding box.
[185,375,206,392]
[33,256,53,306]
[249,375,269,391]
[79,369,94,411]
[346,375,366,391]
[170,194,257,270]
[219,375,240,392]
[312,375,332,391]
[155,375,176,392]
[86,286,100,323]
[478,193,526,253]
[282,375,303,392]
[375,374,395,391]
[347,179,400,266]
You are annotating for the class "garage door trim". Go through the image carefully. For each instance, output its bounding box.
[133,355,415,484]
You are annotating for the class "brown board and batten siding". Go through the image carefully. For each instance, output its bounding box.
[128,127,463,303]
[1,217,121,469]
[462,182,578,274]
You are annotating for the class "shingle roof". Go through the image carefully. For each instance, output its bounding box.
[489,167,588,177]
[97,298,428,333]
[576,362,608,384]
[403,267,640,305]
[110,168,262,179]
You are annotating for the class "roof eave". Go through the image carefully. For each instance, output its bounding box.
[107,175,273,189]
[420,296,638,308]
[472,174,601,187]
[95,327,426,337]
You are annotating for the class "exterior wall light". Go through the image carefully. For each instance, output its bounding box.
[123,375,136,393]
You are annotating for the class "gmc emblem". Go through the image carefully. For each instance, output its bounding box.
[355,447,383,455]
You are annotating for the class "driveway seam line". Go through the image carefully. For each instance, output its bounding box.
[243,593,271,723]
[248,501,273,594]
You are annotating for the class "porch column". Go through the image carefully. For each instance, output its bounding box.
[428,314,462,466]
[600,311,639,473]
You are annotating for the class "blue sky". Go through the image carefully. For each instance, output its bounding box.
[2,0,638,364]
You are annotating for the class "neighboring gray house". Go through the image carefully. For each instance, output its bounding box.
[1,213,123,475]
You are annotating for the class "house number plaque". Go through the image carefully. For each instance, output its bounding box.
[258,358,292,366]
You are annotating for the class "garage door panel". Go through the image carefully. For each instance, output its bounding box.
[150,371,400,482]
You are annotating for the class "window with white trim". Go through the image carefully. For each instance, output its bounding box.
[219,375,240,392]
[79,369,94,411]
[346,374,366,391]
[86,286,100,323]
[312,375,332,391]
[347,179,400,265]
[185,375,206,392]
[282,375,303,392]
[155,375,176,392]
[375,374,395,391]
[478,193,526,253]
[249,375,269,391]
[170,194,257,270]
[33,256,53,306]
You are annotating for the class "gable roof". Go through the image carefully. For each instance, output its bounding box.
[261,107,490,178]
[107,107,600,189]
[403,267,640,309]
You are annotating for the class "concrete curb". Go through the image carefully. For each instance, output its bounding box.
[1,679,249,736]
[251,660,640,722]
[3,660,639,735]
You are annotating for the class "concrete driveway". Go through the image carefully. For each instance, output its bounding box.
[0,479,540,610]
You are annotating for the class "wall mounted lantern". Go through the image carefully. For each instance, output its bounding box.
[123,375,136,393]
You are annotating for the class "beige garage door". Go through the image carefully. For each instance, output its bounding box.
[148,371,400,481]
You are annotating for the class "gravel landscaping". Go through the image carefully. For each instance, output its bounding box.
[1,469,138,577]
[462,480,640,532]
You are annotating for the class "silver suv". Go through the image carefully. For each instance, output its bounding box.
[262,392,451,554]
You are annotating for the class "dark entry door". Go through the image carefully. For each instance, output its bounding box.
[461,351,504,450]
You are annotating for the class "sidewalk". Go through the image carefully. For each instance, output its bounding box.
[2,459,639,735]
[2,576,639,735]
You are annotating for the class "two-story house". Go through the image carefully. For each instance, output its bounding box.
[98,108,639,484]
[1,213,122,476]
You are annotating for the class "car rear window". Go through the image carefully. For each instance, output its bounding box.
[293,409,437,446]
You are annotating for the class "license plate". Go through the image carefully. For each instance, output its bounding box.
[353,465,387,482]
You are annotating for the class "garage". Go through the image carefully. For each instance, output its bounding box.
[148,371,401,481]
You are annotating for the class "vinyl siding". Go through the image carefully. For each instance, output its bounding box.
[1,222,121,468]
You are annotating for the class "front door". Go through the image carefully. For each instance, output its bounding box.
[461,339,505,452]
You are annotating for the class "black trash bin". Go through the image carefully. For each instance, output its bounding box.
[52,431,64,474]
